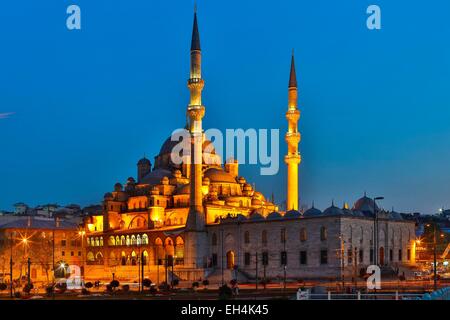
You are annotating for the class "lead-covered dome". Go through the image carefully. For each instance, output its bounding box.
[353,193,379,214]
[284,210,301,219]
[323,204,344,216]
[304,206,322,217]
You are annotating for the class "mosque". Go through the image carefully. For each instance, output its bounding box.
[82,11,416,283]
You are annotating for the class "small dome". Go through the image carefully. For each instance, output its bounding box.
[284,210,301,219]
[126,177,136,184]
[202,177,210,186]
[303,206,322,217]
[267,211,283,220]
[249,212,264,221]
[114,183,123,192]
[161,176,169,185]
[238,176,246,184]
[243,183,253,191]
[137,157,151,166]
[173,170,182,178]
[104,192,113,200]
[323,204,344,216]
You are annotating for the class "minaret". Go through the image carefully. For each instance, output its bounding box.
[186,9,206,231]
[285,52,301,211]
[184,9,208,274]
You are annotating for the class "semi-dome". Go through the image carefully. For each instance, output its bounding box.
[204,168,237,183]
[303,205,322,217]
[323,204,344,216]
[284,210,301,219]
[353,194,379,214]
[267,211,282,220]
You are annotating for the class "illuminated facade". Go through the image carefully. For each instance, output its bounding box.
[82,11,416,283]
[0,217,82,285]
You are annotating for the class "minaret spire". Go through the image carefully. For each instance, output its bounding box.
[186,8,206,231]
[289,50,297,88]
[285,51,301,211]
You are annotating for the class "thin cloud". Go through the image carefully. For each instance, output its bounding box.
[0,112,14,119]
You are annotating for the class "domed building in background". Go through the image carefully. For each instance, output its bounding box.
[83,11,416,283]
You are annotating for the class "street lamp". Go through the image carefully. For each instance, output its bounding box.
[426,223,439,291]
[373,196,384,266]
[78,230,86,279]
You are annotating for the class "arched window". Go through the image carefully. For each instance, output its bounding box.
[131,251,137,265]
[244,231,250,244]
[131,235,136,245]
[95,237,100,246]
[99,237,103,246]
[121,251,126,265]
[155,238,164,264]
[95,252,104,264]
[87,251,95,262]
[320,227,328,241]
[262,230,267,245]
[166,218,171,226]
[142,234,149,245]
[175,236,184,259]
[116,236,120,245]
[300,228,307,242]
[142,250,148,265]
[212,233,217,246]
[109,236,115,246]
[87,238,91,246]
[126,235,130,246]
[137,235,141,246]
[121,235,126,246]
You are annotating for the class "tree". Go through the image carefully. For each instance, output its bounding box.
[202,279,209,290]
[0,283,7,291]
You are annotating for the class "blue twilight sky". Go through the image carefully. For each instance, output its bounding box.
[0,0,449,214]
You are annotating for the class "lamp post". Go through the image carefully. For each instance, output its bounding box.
[78,230,85,279]
[373,196,384,266]
[426,222,441,291]
[9,232,14,298]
